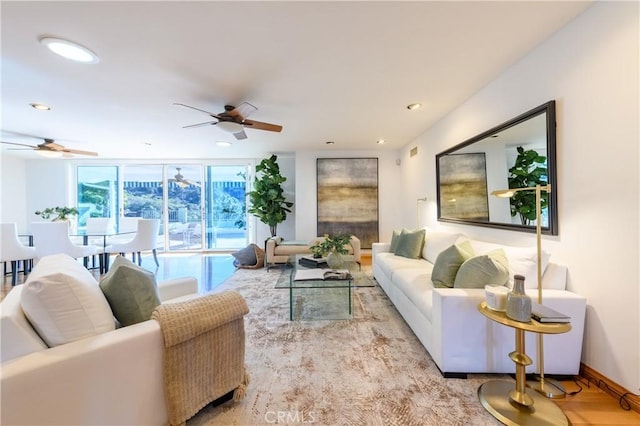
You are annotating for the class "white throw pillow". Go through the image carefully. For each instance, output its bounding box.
[502,246,551,288]
[422,230,465,263]
[21,254,115,347]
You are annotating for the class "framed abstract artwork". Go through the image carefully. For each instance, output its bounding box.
[316,158,378,248]
[437,153,489,221]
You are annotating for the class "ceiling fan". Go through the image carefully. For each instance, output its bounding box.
[168,168,200,188]
[0,138,98,157]
[174,102,283,140]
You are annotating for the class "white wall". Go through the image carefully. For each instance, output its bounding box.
[400,2,639,392]
[0,155,28,231]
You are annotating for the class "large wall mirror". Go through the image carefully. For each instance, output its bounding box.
[436,100,557,235]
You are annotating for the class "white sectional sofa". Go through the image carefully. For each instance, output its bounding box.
[372,228,587,378]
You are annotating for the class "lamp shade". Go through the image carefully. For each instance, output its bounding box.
[217,121,243,134]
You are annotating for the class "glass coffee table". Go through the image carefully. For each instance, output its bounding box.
[286,254,356,320]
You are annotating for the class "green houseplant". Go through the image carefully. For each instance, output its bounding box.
[246,155,293,237]
[310,234,351,269]
[35,206,79,221]
[508,146,548,225]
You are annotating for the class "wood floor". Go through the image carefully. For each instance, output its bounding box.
[2,252,639,425]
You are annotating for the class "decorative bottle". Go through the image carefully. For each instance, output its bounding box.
[506,274,532,322]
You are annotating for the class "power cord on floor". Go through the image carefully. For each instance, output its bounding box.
[575,376,640,411]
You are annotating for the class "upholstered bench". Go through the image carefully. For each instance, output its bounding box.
[265,236,361,270]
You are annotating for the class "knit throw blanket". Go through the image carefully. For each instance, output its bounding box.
[152,291,250,426]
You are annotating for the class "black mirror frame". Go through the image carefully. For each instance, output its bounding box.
[436,100,558,235]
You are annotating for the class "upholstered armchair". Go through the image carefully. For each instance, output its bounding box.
[1,253,250,426]
[265,235,361,270]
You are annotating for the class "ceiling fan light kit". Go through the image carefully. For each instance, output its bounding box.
[36,150,63,158]
[216,121,244,134]
[39,37,99,64]
[29,103,51,111]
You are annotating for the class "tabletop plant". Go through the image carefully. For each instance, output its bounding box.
[246,154,293,237]
[310,234,351,257]
[35,206,79,221]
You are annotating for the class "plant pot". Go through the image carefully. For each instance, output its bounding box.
[326,251,344,269]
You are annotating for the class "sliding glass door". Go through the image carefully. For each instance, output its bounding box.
[204,165,248,250]
[76,162,251,252]
[76,166,118,231]
[166,165,202,251]
[121,165,165,251]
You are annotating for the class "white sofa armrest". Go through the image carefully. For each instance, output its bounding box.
[157,276,198,302]
[372,242,391,255]
[431,288,586,375]
[1,320,168,426]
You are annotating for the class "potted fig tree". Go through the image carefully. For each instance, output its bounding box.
[246,155,293,237]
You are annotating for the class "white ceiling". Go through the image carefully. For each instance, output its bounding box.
[1,1,592,160]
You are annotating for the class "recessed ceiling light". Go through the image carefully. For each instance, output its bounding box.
[325,141,335,145]
[29,103,51,111]
[406,103,422,110]
[376,139,385,145]
[39,37,99,64]
[216,141,232,147]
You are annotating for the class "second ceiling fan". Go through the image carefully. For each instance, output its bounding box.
[174,102,283,140]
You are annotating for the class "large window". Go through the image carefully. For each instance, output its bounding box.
[76,163,250,251]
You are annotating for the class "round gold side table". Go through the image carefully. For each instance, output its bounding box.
[477,301,571,426]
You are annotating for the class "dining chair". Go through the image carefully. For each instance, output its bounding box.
[1,223,37,285]
[85,217,114,273]
[105,219,161,269]
[31,222,97,267]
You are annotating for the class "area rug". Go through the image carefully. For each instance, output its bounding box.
[188,268,502,425]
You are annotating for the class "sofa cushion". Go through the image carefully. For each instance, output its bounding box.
[0,285,48,362]
[375,252,432,279]
[394,228,426,259]
[470,241,550,288]
[20,253,115,347]
[393,268,435,322]
[99,255,161,327]
[453,249,509,288]
[422,230,465,263]
[431,240,475,288]
[502,246,551,288]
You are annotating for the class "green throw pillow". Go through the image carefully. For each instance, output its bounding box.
[389,229,401,253]
[99,255,161,327]
[431,240,474,288]
[453,249,509,288]
[394,228,426,259]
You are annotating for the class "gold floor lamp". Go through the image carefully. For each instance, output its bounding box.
[491,184,566,399]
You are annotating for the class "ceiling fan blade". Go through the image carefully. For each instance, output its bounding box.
[242,119,283,133]
[233,130,248,140]
[1,141,38,149]
[173,103,218,117]
[183,120,218,129]
[227,102,258,121]
[62,148,99,157]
